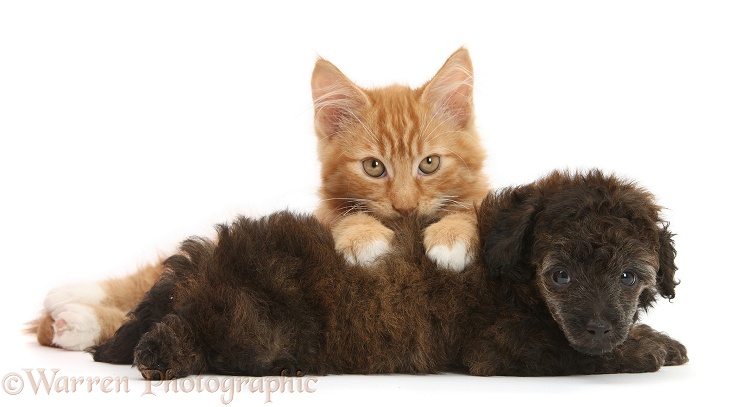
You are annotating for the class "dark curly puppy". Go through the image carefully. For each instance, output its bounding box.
[91,170,687,377]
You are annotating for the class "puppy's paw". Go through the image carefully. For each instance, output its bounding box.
[44,282,106,313]
[134,326,180,380]
[50,303,101,351]
[614,324,678,373]
[134,316,201,380]
[267,357,304,377]
[332,213,394,267]
[659,334,689,366]
[424,213,478,272]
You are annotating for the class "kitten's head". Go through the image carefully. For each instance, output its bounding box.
[312,48,489,224]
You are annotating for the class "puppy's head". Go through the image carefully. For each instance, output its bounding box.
[480,170,678,355]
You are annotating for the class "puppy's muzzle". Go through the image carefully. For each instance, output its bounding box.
[585,318,613,340]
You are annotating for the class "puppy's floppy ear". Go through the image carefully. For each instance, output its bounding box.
[656,223,679,299]
[482,186,542,282]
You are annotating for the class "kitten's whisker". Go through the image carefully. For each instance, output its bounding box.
[442,146,472,172]
[321,204,352,225]
[317,191,373,223]
[419,110,443,141]
[344,107,380,147]
[318,197,374,204]
[329,201,382,225]
[422,113,456,144]
[443,200,470,210]
[327,204,362,225]
[435,196,471,211]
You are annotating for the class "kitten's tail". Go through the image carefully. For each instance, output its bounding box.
[23,313,55,347]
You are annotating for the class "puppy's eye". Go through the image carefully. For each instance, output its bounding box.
[362,158,386,178]
[418,155,440,175]
[620,271,637,286]
[552,269,571,285]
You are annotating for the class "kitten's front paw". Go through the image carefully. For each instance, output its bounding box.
[50,303,101,351]
[332,213,394,267]
[424,214,478,272]
[44,282,106,312]
[340,238,392,266]
[426,241,473,272]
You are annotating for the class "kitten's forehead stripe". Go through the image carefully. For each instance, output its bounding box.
[370,90,423,161]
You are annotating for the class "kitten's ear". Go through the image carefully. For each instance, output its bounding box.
[311,58,370,138]
[420,47,474,128]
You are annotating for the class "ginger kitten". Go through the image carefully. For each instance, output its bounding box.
[313,47,488,270]
[28,48,490,350]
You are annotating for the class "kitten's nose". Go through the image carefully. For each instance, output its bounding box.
[390,186,418,216]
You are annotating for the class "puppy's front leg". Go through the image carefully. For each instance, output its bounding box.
[135,314,207,380]
[597,324,688,373]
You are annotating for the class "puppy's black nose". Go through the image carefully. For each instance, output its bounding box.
[586,319,612,339]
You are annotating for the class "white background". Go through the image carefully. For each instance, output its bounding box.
[1,1,751,406]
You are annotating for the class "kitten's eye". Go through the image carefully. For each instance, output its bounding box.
[362,158,386,178]
[620,270,637,286]
[552,269,571,285]
[418,155,440,175]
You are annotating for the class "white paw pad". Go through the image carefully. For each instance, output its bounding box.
[44,282,106,313]
[427,241,473,272]
[344,239,391,267]
[51,303,101,351]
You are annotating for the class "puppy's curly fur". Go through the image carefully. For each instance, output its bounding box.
[91,170,687,377]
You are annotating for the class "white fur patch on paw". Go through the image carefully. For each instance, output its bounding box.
[44,282,106,313]
[345,238,391,267]
[51,303,101,351]
[427,241,474,272]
